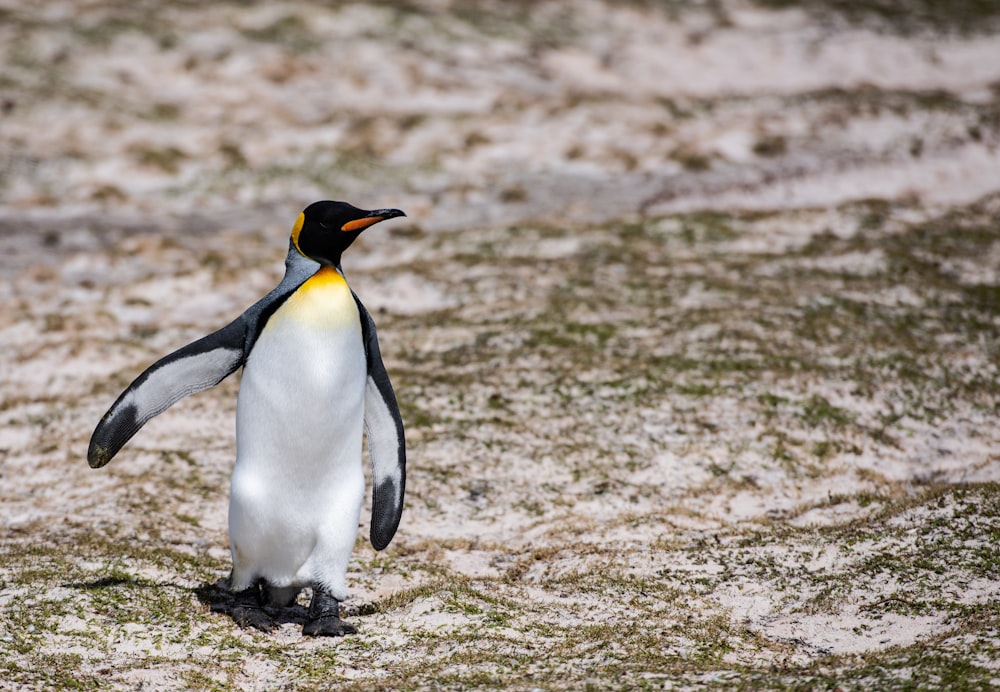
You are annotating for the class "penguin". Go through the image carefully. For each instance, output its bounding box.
[88,201,407,637]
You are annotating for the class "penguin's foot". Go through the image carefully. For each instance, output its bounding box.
[303,585,356,637]
[232,604,274,633]
[302,615,357,637]
[231,582,273,633]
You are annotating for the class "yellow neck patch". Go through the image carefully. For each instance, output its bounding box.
[300,266,347,292]
[268,266,357,331]
[290,212,306,255]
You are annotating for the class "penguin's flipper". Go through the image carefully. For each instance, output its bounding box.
[88,319,247,469]
[354,295,406,551]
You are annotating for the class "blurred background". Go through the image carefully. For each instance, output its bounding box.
[3,0,999,261]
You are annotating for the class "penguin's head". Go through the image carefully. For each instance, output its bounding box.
[291,200,406,265]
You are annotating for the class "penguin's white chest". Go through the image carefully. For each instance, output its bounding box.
[230,266,367,592]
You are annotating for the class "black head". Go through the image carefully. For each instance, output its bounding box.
[291,200,405,266]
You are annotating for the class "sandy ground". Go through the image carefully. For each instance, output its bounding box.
[2,1,1000,689]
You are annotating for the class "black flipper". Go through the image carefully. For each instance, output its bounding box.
[87,319,247,468]
[354,293,406,551]
[87,247,314,470]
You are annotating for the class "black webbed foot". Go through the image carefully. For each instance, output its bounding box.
[303,584,356,637]
[231,580,274,633]
[232,604,274,632]
[302,615,357,637]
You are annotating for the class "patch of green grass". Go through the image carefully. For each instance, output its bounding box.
[799,394,855,428]
[131,145,188,174]
[751,0,1000,34]
[678,210,739,244]
[239,14,318,51]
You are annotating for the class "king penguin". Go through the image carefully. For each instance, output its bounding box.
[87,201,407,636]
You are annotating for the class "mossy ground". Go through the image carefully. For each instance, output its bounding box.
[2,1,1000,690]
[2,196,999,690]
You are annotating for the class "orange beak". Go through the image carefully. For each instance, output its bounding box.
[340,208,406,232]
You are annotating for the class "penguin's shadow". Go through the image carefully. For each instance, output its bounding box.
[64,574,177,592]
[192,578,311,627]
[63,576,311,628]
